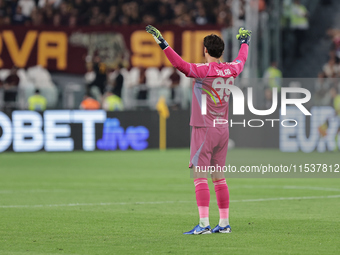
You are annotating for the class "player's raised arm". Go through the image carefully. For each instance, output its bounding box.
[146,25,192,76]
[228,28,252,76]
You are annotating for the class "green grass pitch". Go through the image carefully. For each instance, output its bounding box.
[0,149,339,255]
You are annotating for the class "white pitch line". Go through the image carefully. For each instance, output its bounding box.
[1,194,340,209]
[283,186,340,192]
[0,189,67,194]
[231,185,340,192]
[0,201,194,208]
[1,186,340,195]
[231,194,340,202]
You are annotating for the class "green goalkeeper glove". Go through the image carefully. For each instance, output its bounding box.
[146,25,169,50]
[236,27,252,45]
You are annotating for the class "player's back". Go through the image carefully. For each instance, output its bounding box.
[189,61,242,128]
[161,43,249,128]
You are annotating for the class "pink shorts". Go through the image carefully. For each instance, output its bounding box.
[189,127,229,168]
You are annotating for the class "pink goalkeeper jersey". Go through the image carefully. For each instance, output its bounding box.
[164,44,249,128]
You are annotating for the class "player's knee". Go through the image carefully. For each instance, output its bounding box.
[212,178,226,184]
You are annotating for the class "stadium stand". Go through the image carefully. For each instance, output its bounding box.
[0,66,58,111]
[0,0,269,27]
[283,0,340,78]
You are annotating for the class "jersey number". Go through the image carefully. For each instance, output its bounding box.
[212,77,234,103]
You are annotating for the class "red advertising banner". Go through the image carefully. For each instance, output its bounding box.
[0,25,222,74]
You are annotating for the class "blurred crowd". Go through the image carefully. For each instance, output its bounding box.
[0,0,268,27]
[314,28,340,108]
[0,65,59,112]
[84,56,183,111]
[0,66,20,112]
[0,63,125,112]
[83,56,124,111]
[282,0,310,59]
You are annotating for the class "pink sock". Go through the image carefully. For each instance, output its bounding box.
[213,178,229,219]
[194,178,210,219]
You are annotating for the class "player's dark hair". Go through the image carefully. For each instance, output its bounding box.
[203,34,225,58]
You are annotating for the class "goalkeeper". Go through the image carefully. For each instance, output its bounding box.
[146,25,251,234]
